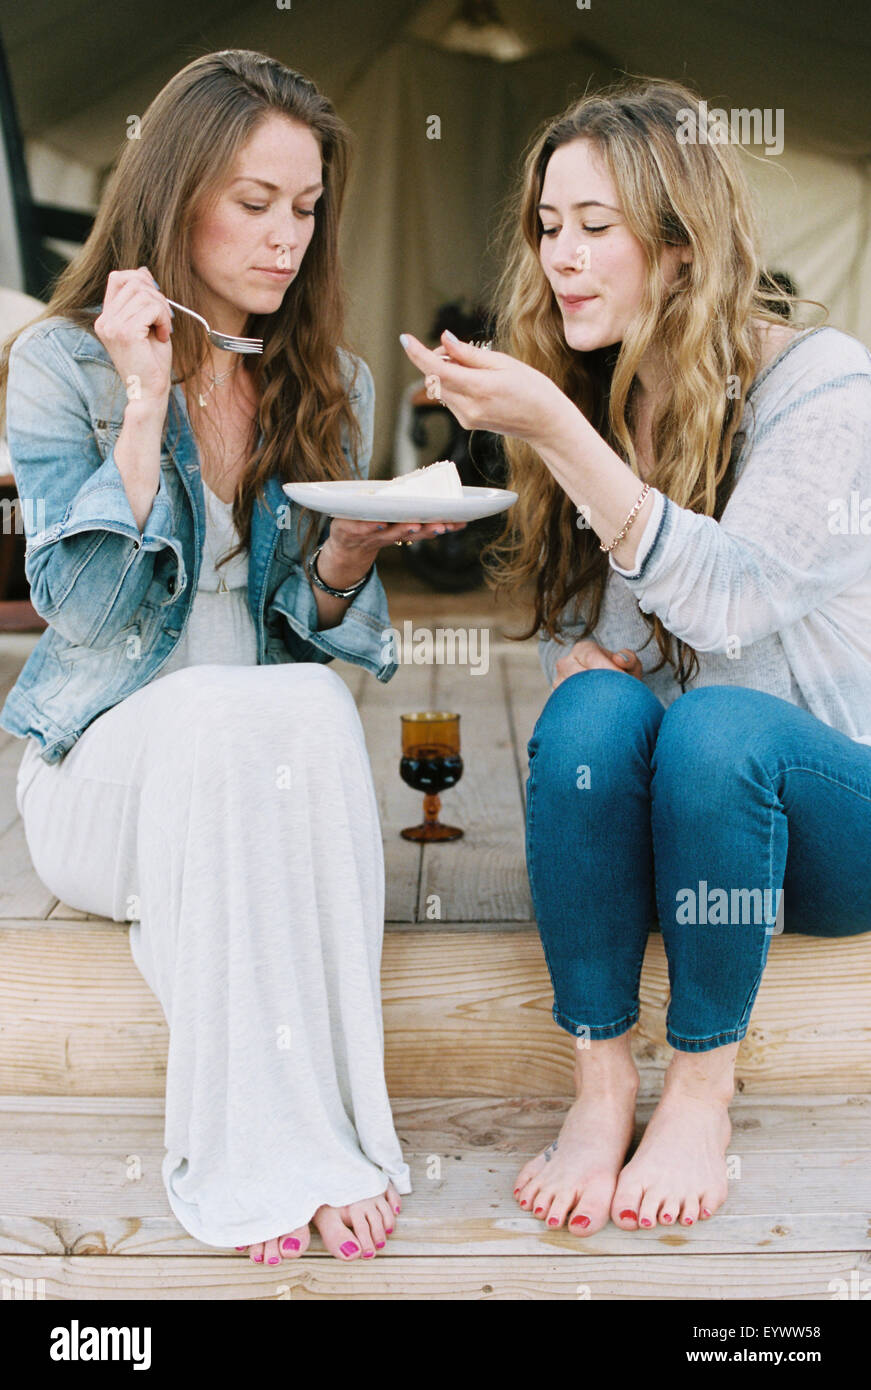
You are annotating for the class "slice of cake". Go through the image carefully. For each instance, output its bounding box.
[364,459,463,498]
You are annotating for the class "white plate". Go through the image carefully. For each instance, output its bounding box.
[281,480,517,523]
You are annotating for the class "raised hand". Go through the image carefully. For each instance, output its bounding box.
[93,266,174,407]
[400,329,564,448]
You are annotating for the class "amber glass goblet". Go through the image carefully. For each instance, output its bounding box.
[399,711,464,842]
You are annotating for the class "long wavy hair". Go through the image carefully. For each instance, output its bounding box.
[0,48,362,570]
[482,76,827,686]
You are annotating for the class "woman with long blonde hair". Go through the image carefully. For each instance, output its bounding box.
[401,76,871,1235]
[1,49,466,1267]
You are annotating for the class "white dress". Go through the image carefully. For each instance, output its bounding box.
[15,478,412,1248]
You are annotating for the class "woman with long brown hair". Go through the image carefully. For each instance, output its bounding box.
[401,76,871,1236]
[0,49,466,1266]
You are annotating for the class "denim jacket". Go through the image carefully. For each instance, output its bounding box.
[0,314,398,764]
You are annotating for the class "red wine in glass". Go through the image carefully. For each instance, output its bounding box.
[399,713,463,841]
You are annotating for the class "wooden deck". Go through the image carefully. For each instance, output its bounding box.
[1,561,870,1299]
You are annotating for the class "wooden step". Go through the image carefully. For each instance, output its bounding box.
[1,918,869,1098]
[0,1095,868,1299]
[2,641,870,1098]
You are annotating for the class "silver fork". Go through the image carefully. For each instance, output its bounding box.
[165,298,263,354]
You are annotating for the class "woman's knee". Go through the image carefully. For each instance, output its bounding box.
[154,660,358,729]
[528,669,665,786]
[652,685,775,791]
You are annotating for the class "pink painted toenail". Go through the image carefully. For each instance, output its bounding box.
[376,1241,385,1249]
[282,1237,301,1251]
[640,1218,652,1227]
[394,1206,401,1214]
[385,1227,393,1234]
[235,1246,246,1251]
[268,1256,279,1264]
[252,1253,263,1262]
[362,1251,374,1259]
[570,1215,590,1228]
[340,1241,359,1256]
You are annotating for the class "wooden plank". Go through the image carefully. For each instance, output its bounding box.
[0,634,40,759]
[414,644,534,922]
[502,645,550,810]
[47,901,93,920]
[0,821,56,920]
[0,735,25,835]
[355,659,433,922]
[0,1135,868,1256]
[0,1251,869,1300]
[0,1249,867,1300]
[2,924,870,1097]
[3,1093,868,1154]
[0,921,168,1097]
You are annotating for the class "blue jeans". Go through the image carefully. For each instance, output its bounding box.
[525,672,871,1052]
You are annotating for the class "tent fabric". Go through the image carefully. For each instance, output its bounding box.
[3,0,868,473]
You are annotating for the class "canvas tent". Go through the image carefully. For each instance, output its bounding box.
[1,0,868,474]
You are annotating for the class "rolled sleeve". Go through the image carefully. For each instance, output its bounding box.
[8,324,184,646]
[272,560,398,682]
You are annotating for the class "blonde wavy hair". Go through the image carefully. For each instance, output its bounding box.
[482,76,827,686]
[0,48,362,571]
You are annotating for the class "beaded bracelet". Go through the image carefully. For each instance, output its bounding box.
[305,540,373,599]
[599,483,651,553]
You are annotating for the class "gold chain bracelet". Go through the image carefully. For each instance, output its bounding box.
[599,483,651,553]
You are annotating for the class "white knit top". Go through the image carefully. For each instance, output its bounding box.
[158,479,259,678]
[538,325,871,746]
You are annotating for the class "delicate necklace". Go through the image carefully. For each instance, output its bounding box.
[197,360,238,408]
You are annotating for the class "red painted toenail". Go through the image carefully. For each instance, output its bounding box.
[340,1241,359,1256]
[683,1218,694,1226]
[640,1218,652,1227]
[619,1209,638,1221]
[570,1215,590,1228]
[662,1213,673,1223]
[534,1206,544,1215]
[702,1208,711,1217]
[548,1218,559,1227]
[282,1237,301,1251]
[385,1227,393,1234]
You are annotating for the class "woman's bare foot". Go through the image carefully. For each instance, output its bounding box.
[236,1181,402,1264]
[610,1043,738,1230]
[311,1181,403,1261]
[513,1035,640,1236]
[237,1225,311,1265]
